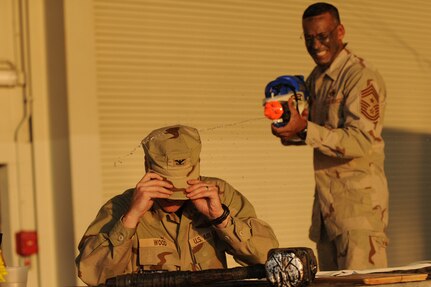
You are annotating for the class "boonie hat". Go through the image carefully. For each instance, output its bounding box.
[141,125,201,200]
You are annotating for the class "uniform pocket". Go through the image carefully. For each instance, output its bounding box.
[326,91,344,128]
[138,238,180,270]
[330,173,373,218]
[189,229,225,269]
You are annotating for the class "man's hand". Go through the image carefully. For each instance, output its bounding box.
[186,179,227,227]
[271,97,308,143]
[122,172,173,228]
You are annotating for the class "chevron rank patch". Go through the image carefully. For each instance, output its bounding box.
[360,80,380,123]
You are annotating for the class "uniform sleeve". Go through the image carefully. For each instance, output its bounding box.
[211,180,279,265]
[305,67,386,159]
[75,193,136,286]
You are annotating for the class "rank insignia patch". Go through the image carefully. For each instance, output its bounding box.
[360,80,379,123]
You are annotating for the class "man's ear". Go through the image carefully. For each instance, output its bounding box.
[337,23,345,41]
[144,157,149,172]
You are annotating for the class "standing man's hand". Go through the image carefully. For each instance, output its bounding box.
[186,179,228,228]
[122,172,173,228]
[271,97,308,142]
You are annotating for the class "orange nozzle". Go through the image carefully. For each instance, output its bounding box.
[264,101,284,120]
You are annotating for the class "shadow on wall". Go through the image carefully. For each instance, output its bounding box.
[383,128,431,266]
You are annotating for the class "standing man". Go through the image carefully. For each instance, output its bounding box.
[76,125,279,286]
[271,2,389,270]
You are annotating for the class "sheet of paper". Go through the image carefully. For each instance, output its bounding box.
[316,261,431,277]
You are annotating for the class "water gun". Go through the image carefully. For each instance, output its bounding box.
[263,75,309,128]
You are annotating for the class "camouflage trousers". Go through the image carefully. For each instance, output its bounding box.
[317,228,388,271]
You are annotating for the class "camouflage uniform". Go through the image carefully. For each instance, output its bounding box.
[75,176,279,286]
[305,47,389,270]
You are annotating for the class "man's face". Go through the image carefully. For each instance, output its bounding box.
[155,178,187,213]
[302,12,345,69]
[156,198,185,213]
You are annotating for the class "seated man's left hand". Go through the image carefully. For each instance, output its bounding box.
[186,179,226,225]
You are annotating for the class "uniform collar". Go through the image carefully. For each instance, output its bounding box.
[322,44,350,81]
[151,201,201,224]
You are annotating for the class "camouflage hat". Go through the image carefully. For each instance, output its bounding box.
[142,125,201,200]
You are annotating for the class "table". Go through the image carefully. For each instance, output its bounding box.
[205,278,431,287]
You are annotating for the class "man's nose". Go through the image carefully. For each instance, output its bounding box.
[311,37,322,49]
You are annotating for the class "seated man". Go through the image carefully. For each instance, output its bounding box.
[75,125,279,286]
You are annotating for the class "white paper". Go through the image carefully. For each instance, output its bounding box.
[316,261,431,277]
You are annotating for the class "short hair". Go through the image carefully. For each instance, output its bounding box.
[302,2,341,24]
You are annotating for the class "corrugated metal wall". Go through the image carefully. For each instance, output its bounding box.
[93,0,317,261]
[81,0,431,267]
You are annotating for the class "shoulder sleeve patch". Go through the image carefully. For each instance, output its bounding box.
[360,80,380,124]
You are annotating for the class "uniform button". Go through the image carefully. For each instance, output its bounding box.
[239,231,244,237]
[118,234,124,241]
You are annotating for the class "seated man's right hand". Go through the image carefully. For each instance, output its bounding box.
[122,172,173,228]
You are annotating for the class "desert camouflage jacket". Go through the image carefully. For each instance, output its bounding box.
[75,176,279,286]
[305,47,389,242]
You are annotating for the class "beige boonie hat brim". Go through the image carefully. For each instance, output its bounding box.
[143,125,202,200]
[155,163,200,200]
